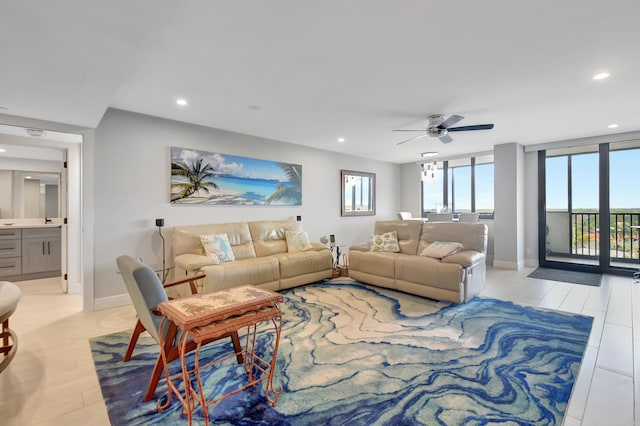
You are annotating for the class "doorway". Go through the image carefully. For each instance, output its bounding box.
[0,124,83,295]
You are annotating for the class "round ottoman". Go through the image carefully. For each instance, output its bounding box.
[0,281,21,373]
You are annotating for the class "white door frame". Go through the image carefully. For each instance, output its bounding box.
[0,120,92,310]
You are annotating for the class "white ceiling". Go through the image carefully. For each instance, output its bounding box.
[1,1,639,164]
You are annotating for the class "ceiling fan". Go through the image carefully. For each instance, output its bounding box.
[395,114,494,145]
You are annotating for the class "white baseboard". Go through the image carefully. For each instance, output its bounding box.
[94,293,132,311]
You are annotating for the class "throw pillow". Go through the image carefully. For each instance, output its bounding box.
[420,241,464,259]
[370,231,400,252]
[285,230,314,252]
[200,233,236,263]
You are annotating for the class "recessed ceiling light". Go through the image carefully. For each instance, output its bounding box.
[593,72,610,80]
[608,123,618,129]
[421,152,438,158]
[25,176,32,179]
[176,99,188,106]
[338,138,345,143]
[0,148,6,153]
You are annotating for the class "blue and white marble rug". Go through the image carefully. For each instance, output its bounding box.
[90,281,593,425]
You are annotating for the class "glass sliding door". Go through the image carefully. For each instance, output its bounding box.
[609,141,640,269]
[540,139,640,275]
[542,145,600,268]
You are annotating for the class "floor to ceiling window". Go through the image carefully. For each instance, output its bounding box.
[422,154,494,218]
[542,145,600,269]
[539,139,640,275]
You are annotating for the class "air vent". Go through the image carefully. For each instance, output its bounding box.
[26,128,45,137]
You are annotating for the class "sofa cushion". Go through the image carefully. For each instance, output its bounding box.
[173,222,256,260]
[200,233,236,262]
[277,250,332,279]
[250,220,301,257]
[395,256,464,292]
[200,256,280,291]
[175,253,219,272]
[370,231,400,252]
[373,221,422,255]
[420,241,464,259]
[420,222,487,254]
[348,251,399,279]
[441,250,486,268]
[285,231,313,252]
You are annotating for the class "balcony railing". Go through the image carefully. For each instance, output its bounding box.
[570,212,640,262]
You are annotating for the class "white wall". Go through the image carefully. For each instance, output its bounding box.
[93,109,401,304]
[0,170,12,218]
[493,143,526,269]
[399,162,422,218]
[24,179,40,218]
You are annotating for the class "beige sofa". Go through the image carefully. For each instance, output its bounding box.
[349,220,488,303]
[171,220,332,295]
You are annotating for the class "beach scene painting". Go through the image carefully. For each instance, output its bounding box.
[170,147,302,205]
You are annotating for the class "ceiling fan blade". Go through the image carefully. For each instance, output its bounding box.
[437,114,464,129]
[392,129,426,132]
[439,134,454,144]
[396,133,429,145]
[447,124,495,132]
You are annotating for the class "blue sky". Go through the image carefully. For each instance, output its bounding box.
[171,147,297,181]
[547,149,640,210]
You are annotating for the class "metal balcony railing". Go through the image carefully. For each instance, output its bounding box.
[571,212,640,262]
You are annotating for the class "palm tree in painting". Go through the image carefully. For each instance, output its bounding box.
[265,163,302,205]
[171,158,219,201]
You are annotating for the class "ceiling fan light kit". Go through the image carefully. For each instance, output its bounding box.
[395,114,494,145]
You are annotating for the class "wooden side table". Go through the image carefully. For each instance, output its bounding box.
[157,285,283,425]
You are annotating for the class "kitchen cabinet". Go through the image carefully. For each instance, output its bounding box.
[0,229,21,278]
[21,228,61,275]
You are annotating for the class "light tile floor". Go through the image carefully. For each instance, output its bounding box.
[0,267,637,425]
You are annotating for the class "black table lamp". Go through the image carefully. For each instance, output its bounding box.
[156,218,166,282]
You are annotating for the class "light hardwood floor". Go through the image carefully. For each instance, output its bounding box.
[0,267,637,425]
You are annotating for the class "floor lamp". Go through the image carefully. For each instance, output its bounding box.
[156,218,167,283]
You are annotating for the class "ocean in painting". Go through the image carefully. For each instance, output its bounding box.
[171,175,290,205]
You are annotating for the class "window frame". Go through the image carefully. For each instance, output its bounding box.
[421,155,494,220]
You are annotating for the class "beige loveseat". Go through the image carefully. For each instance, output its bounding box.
[349,220,487,303]
[171,220,332,295]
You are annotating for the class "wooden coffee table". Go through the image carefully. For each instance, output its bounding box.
[157,285,283,425]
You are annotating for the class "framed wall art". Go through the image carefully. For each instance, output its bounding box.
[341,169,376,216]
[171,147,302,205]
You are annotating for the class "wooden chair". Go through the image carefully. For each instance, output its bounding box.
[116,255,242,402]
[0,281,21,374]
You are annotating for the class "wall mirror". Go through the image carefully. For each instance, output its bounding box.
[341,170,376,216]
[0,170,60,219]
